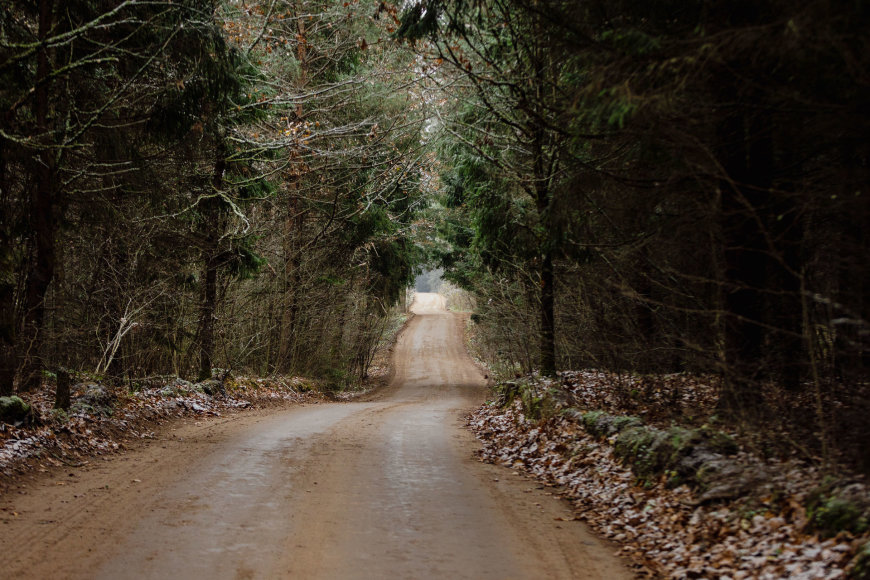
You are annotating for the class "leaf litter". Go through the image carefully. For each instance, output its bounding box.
[468,371,869,579]
[0,375,329,491]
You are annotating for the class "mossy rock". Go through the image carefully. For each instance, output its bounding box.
[293,380,315,393]
[699,427,739,455]
[495,380,551,419]
[496,381,521,407]
[646,427,696,477]
[631,431,671,478]
[171,378,194,392]
[570,406,743,491]
[614,425,660,464]
[0,396,34,425]
[806,484,870,538]
[581,410,643,438]
[623,427,704,480]
[613,415,644,433]
[609,419,740,488]
[520,387,543,419]
[580,410,607,433]
[812,497,869,536]
[71,384,116,416]
[196,379,226,397]
[848,540,870,579]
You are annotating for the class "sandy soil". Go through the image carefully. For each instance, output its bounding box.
[0,293,633,579]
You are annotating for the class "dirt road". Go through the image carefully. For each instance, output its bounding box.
[0,293,632,579]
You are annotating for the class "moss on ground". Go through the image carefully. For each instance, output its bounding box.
[580,410,643,438]
[806,483,870,538]
[494,380,557,420]
[580,409,738,489]
[849,540,870,579]
[0,396,32,424]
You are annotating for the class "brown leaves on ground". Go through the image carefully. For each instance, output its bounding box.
[0,376,326,488]
[469,381,867,579]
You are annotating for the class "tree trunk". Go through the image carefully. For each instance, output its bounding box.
[54,367,71,411]
[277,221,301,373]
[277,9,308,373]
[540,250,556,376]
[767,207,803,390]
[761,115,806,390]
[197,146,227,381]
[19,0,57,392]
[0,279,14,395]
[0,110,14,395]
[716,81,773,415]
[0,129,14,395]
[198,255,218,381]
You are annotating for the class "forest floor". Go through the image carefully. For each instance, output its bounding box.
[0,375,326,493]
[467,369,870,579]
[0,313,406,492]
[0,293,632,579]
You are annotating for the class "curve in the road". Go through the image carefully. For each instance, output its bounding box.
[0,293,633,579]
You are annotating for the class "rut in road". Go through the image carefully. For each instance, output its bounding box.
[0,293,632,579]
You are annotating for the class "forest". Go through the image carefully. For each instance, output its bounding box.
[401,0,870,472]
[1,0,431,394]
[2,0,870,577]
[1,0,869,485]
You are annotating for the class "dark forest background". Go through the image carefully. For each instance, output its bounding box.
[2,0,869,468]
[399,0,870,469]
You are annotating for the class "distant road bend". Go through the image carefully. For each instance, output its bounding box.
[1,293,632,579]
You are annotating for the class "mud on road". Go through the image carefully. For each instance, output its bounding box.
[0,293,633,579]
